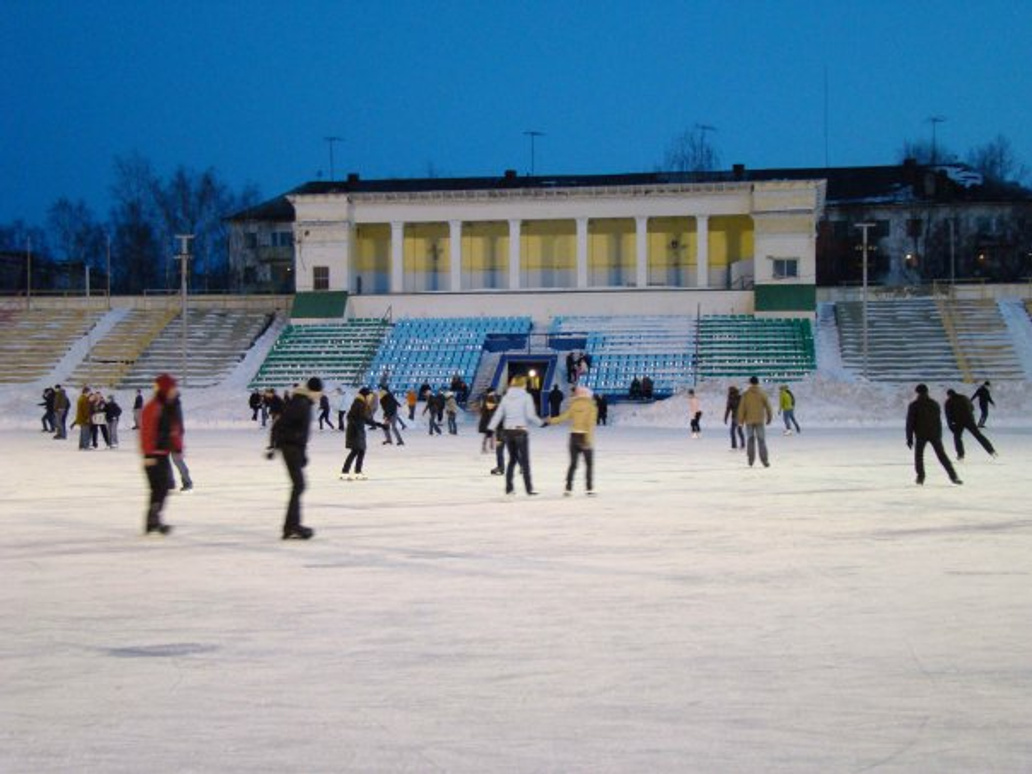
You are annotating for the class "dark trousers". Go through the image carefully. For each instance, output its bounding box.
[280,444,307,533]
[914,437,958,482]
[342,449,365,474]
[690,412,702,433]
[318,409,331,430]
[951,421,995,459]
[91,424,110,448]
[144,455,172,529]
[977,403,990,427]
[565,433,594,492]
[504,430,533,494]
[729,420,745,449]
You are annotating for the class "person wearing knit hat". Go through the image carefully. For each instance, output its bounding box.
[138,373,181,535]
[906,383,962,486]
[269,376,322,539]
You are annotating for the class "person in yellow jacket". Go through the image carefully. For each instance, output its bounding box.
[548,385,599,495]
[73,386,93,450]
[736,376,773,468]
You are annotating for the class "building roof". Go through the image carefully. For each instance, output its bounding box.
[226,163,1029,223]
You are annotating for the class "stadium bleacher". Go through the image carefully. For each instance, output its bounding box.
[551,315,695,397]
[249,318,389,390]
[695,316,816,381]
[364,316,532,394]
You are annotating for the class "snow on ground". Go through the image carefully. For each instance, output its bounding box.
[3,400,1032,772]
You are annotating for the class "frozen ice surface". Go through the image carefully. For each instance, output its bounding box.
[3,404,1032,772]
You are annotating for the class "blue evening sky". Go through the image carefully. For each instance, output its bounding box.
[3,0,1030,226]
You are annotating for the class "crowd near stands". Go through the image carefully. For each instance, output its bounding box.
[362,316,532,395]
[6,299,1030,399]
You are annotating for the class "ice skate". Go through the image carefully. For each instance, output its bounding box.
[282,526,314,540]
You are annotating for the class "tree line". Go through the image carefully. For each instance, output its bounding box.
[0,153,261,294]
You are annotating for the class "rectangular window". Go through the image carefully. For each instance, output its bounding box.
[244,232,258,249]
[271,231,293,248]
[771,258,799,279]
[313,266,329,290]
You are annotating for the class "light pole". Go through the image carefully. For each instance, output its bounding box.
[856,222,876,379]
[927,115,946,164]
[25,235,32,311]
[175,235,194,386]
[523,130,544,175]
[324,136,343,181]
[106,233,112,310]
[948,218,956,289]
[85,265,93,384]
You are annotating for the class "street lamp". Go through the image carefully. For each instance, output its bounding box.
[855,222,876,379]
[175,234,194,386]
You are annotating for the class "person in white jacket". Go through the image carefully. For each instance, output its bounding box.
[488,375,545,495]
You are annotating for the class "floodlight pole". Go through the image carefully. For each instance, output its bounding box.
[523,130,544,175]
[176,234,194,387]
[106,233,112,310]
[856,222,876,379]
[85,266,93,384]
[26,235,32,311]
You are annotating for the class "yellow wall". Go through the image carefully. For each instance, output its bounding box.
[403,223,450,274]
[461,221,509,271]
[647,217,694,269]
[588,218,635,269]
[353,223,390,272]
[708,215,754,267]
[521,220,576,270]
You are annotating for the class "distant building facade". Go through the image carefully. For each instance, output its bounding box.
[225,162,1032,305]
[228,170,825,313]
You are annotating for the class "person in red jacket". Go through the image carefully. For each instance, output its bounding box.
[139,373,182,535]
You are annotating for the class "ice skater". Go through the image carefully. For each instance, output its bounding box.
[341,388,384,480]
[723,385,746,450]
[548,385,598,495]
[737,376,773,468]
[971,381,994,427]
[269,376,322,540]
[944,388,996,461]
[906,383,962,486]
[488,375,545,495]
[778,384,801,434]
[139,374,181,535]
[688,389,702,438]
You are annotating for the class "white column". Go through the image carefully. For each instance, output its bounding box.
[449,220,462,292]
[341,221,353,291]
[635,216,648,288]
[576,217,589,289]
[508,219,521,290]
[696,215,710,289]
[390,221,404,293]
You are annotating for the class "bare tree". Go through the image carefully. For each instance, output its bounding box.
[662,125,721,173]
[966,135,1028,185]
[47,198,105,269]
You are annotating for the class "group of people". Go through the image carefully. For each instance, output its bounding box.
[906,381,998,485]
[628,375,654,401]
[135,368,1002,541]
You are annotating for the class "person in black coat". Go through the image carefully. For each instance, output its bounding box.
[248,390,262,421]
[341,388,385,479]
[548,384,564,417]
[379,386,405,445]
[906,383,962,486]
[970,381,994,427]
[269,376,321,540]
[945,388,996,461]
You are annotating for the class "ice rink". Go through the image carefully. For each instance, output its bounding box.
[3,405,1031,773]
